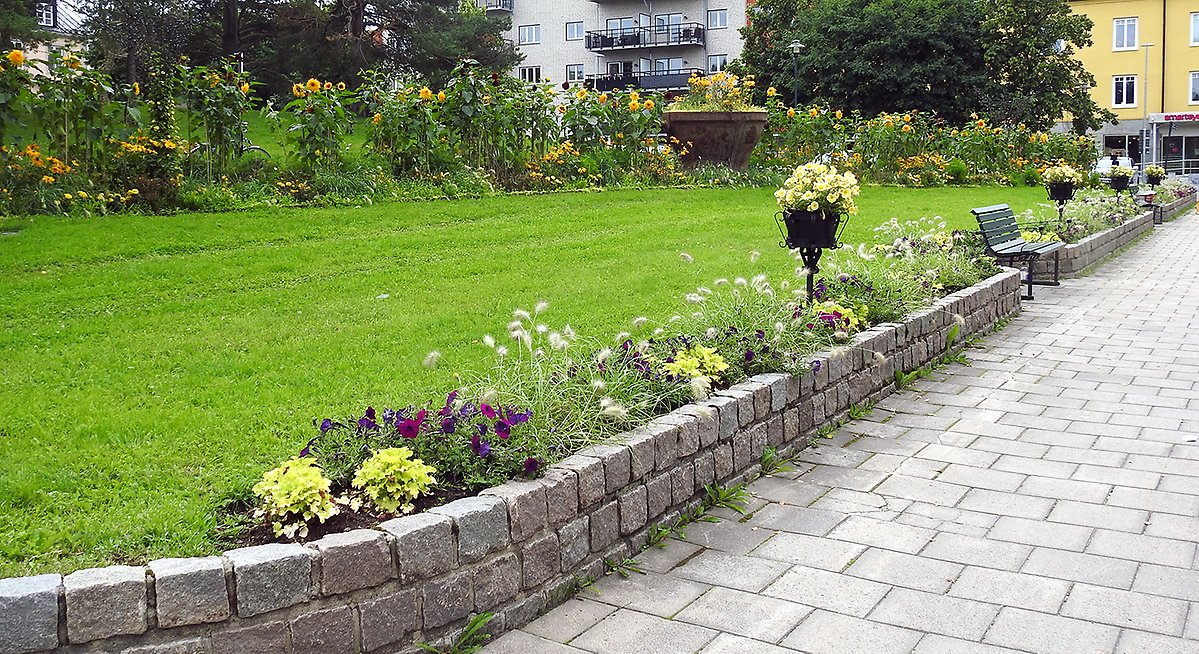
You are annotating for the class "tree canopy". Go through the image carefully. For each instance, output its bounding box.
[78,0,520,97]
[734,0,1112,130]
[1,0,46,49]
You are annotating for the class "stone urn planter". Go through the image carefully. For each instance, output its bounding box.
[661,110,768,171]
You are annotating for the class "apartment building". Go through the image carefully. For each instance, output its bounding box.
[1069,0,1199,171]
[484,0,747,91]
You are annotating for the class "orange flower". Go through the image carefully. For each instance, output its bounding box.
[629,100,641,111]
[6,50,24,66]
[901,124,913,133]
[598,93,608,104]
[240,82,250,94]
[437,90,446,102]
[809,108,819,117]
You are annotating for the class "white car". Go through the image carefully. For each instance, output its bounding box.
[1093,156,1133,177]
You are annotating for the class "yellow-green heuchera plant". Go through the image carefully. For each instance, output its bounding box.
[351,447,437,514]
[252,457,340,538]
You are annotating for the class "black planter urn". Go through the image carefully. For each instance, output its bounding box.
[1147,174,1163,186]
[1047,182,1076,203]
[1109,175,1131,192]
[781,208,842,249]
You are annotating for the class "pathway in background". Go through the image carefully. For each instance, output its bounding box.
[482,212,1199,654]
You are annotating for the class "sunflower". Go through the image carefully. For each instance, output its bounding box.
[306,78,321,93]
[6,50,24,66]
[323,81,332,90]
[437,90,446,102]
[419,87,433,101]
[336,82,346,91]
[643,99,654,110]
[292,83,304,97]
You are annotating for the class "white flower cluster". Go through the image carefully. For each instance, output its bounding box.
[775,162,860,215]
[1042,164,1083,185]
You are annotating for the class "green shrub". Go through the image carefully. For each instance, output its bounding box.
[351,447,438,514]
[945,158,969,185]
[252,458,339,538]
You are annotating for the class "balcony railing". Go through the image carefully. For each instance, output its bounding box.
[483,0,512,10]
[584,68,704,92]
[584,23,705,51]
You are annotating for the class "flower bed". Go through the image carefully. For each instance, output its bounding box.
[1031,187,1196,277]
[0,267,1023,654]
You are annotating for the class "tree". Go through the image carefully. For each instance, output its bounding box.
[978,0,1115,131]
[82,0,197,81]
[0,0,45,49]
[736,0,989,123]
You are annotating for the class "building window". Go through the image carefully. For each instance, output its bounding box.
[565,21,584,41]
[1192,13,1199,45]
[1113,75,1136,107]
[1113,18,1137,51]
[1191,72,1199,104]
[518,66,541,83]
[655,57,684,73]
[518,24,540,45]
[35,1,53,26]
[566,64,585,83]
[708,54,728,73]
[707,9,727,29]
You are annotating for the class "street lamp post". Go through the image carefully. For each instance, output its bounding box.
[789,40,805,107]
[1142,42,1154,170]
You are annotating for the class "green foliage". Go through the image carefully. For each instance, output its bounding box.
[704,483,751,514]
[603,557,646,578]
[180,59,253,177]
[251,458,339,538]
[268,77,351,173]
[847,402,874,420]
[351,447,437,514]
[759,447,795,475]
[416,612,494,654]
[978,0,1115,131]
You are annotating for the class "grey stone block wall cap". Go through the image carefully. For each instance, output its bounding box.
[0,574,61,654]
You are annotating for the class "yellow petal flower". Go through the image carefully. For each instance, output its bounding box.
[306,78,321,92]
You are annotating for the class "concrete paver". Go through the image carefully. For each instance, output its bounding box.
[484,215,1199,653]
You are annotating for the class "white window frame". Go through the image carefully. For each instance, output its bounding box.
[518,66,542,83]
[707,54,728,73]
[1191,13,1199,46]
[566,64,585,83]
[707,9,728,29]
[1191,72,1199,104]
[1113,17,1138,51]
[655,57,684,73]
[35,1,53,26]
[565,21,584,41]
[518,24,541,45]
[1113,75,1137,108]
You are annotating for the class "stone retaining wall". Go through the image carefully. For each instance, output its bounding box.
[0,269,1024,654]
[1032,191,1197,277]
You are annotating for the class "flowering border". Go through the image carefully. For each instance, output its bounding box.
[0,269,1023,654]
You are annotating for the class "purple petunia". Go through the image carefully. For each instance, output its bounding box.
[480,403,497,419]
[357,407,379,431]
[495,420,511,439]
[811,360,823,373]
[398,409,426,439]
[319,418,334,434]
[440,416,456,434]
[524,457,539,475]
[744,349,755,362]
[470,434,492,458]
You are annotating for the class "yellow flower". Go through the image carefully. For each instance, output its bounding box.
[786,108,796,118]
[629,91,640,102]
[1040,133,1049,143]
[336,82,346,91]
[643,99,654,110]
[809,108,819,117]
[372,113,382,125]
[306,78,321,92]
[629,100,641,111]
[129,188,139,195]
[835,110,843,119]
[577,167,586,174]
[6,50,24,66]
[77,190,88,198]
[616,132,624,139]
[240,82,250,94]
[292,83,304,97]
[41,175,54,184]
[63,193,72,200]
[766,87,777,97]
[744,80,755,88]
[598,93,608,104]
[902,124,912,133]
[903,114,911,123]
[132,82,140,96]
[556,105,566,114]
[976,119,986,128]
[419,87,433,100]
[323,81,332,90]
[575,89,588,100]
[437,90,446,102]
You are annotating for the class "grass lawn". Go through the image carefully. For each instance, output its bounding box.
[0,184,1046,576]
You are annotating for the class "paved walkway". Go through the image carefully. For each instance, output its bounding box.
[483,213,1199,654]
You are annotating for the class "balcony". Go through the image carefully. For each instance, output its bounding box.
[584,23,705,52]
[483,0,512,10]
[584,68,704,92]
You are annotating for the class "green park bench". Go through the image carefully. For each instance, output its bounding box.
[971,204,1062,300]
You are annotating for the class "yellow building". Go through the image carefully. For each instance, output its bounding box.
[1070,0,1199,171]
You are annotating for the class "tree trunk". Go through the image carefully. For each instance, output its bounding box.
[222,0,240,56]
